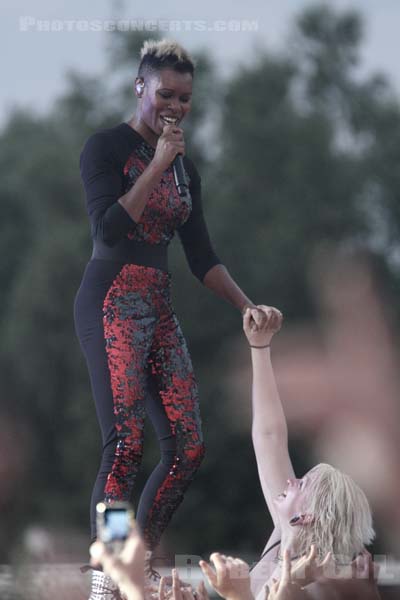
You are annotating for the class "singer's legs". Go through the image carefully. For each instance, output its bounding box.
[136,309,205,549]
[74,261,204,547]
[74,261,154,540]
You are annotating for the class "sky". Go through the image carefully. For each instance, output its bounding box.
[2,0,400,129]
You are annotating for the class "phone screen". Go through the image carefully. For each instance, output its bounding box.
[103,508,130,542]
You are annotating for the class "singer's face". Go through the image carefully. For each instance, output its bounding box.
[138,68,193,136]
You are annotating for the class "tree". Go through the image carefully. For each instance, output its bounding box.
[1,4,400,561]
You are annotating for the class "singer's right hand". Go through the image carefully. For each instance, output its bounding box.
[152,124,185,173]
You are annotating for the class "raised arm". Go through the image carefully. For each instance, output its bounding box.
[243,305,295,528]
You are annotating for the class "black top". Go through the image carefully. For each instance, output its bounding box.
[260,539,281,559]
[79,122,222,281]
[249,540,281,572]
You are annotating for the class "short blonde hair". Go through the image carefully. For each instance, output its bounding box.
[297,463,375,562]
[138,39,195,78]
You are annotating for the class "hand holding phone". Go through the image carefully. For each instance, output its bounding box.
[96,501,135,554]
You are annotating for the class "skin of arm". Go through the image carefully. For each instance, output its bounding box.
[244,306,295,528]
[203,264,257,314]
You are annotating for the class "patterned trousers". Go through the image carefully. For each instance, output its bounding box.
[74,259,205,549]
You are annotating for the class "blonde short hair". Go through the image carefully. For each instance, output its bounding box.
[138,39,195,79]
[296,463,375,562]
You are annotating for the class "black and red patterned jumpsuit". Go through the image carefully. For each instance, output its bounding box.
[73,122,221,550]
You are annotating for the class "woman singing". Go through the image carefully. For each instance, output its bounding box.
[74,39,264,598]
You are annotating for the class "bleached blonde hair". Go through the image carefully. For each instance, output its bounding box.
[138,39,195,78]
[296,463,375,562]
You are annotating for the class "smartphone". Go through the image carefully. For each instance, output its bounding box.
[96,501,135,553]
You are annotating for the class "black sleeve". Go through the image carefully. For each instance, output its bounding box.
[79,132,137,246]
[177,159,222,282]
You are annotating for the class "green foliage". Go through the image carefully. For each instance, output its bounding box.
[1,5,400,560]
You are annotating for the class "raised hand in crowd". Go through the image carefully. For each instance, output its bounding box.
[199,552,253,600]
[158,569,209,600]
[89,528,145,600]
[267,550,309,600]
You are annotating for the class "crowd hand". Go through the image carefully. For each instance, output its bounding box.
[333,550,381,599]
[351,549,380,582]
[266,550,308,600]
[152,124,185,173]
[199,552,253,600]
[157,569,209,600]
[243,305,283,347]
[89,529,145,600]
[309,549,381,600]
[289,545,333,587]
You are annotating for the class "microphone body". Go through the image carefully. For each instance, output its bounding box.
[172,154,189,197]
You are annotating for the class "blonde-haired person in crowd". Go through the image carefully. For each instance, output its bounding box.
[240,305,378,598]
[74,37,267,599]
[89,306,380,599]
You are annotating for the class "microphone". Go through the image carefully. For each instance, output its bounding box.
[173,154,189,198]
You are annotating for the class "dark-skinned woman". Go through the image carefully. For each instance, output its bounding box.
[74,38,266,599]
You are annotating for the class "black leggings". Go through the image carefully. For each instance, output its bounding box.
[73,259,205,549]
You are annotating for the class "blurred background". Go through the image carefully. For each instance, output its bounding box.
[2,0,400,597]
